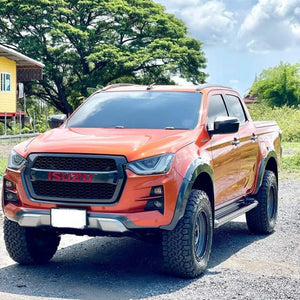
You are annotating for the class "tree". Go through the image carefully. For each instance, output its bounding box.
[251,62,300,107]
[0,0,207,114]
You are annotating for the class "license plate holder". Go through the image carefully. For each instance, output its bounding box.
[51,208,87,229]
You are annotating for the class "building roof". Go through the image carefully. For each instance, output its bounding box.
[0,45,44,68]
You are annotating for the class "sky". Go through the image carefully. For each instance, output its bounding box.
[155,0,300,96]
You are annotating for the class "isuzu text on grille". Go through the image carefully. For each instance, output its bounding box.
[48,172,93,182]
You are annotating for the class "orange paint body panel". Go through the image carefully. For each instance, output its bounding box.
[2,84,281,232]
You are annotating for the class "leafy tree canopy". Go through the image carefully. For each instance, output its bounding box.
[251,62,300,107]
[0,0,207,114]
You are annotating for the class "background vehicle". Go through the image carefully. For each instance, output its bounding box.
[2,84,281,278]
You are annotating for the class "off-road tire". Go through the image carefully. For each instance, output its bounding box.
[3,218,60,264]
[162,189,213,278]
[246,170,278,234]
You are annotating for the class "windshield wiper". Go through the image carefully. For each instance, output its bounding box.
[165,127,175,130]
[164,126,188,130]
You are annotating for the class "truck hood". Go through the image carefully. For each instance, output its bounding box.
[15,127,201,162]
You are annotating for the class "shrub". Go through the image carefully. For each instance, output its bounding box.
[248,103,300,142]
[282,152,300,170]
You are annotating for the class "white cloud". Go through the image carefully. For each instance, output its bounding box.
[181,1,236,45]
[157,0,236,46]
[238,0,300,53]
[156,0,300,93]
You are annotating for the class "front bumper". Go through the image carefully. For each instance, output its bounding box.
[3,165,183,229]
[8,208,138,233]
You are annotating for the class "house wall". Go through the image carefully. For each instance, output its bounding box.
[0,57,16,113]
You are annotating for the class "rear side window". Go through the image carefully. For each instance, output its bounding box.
[224,94,247,125]
[207,94,228,130]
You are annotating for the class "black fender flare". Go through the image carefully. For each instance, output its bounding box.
[160,158,214,230]
[254,149,278,195]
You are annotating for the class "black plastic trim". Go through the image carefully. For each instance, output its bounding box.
[254,150,278,195]
[160,158,214,230]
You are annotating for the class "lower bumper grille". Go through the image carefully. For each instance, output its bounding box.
[32,181,116,199]
[23,153,127,205]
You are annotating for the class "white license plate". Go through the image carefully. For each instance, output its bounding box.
[51,208,87,229]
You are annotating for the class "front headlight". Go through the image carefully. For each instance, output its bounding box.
[7,150,27,170]
[126,154,174,175]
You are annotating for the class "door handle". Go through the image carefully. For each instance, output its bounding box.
[232,138,240,146]
[251,134,258,142]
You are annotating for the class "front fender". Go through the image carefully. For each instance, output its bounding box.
[160,158,214,230]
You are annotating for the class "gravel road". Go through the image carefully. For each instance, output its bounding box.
[0,179,299,300]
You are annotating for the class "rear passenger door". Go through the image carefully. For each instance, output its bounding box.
[207,93,241,207]
[223,94,259,196]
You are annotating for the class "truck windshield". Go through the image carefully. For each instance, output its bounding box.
[67,91,202,129]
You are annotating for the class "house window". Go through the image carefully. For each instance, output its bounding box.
[0,72,11,92]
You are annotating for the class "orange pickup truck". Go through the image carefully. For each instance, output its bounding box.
[2,84,281,278]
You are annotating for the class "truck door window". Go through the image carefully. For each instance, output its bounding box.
[224,95,247,125]
[207,94,228,130]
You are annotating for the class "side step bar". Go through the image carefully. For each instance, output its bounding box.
[214,198,258,228]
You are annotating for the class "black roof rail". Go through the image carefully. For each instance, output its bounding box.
[146,82,156,90]
[101,83,140,91]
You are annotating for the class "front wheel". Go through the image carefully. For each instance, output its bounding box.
[4,218,60,264]
[246,170,278,234]
[162,189,213,278]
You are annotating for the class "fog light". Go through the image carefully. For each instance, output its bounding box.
[151,185,164,196]
[4,191,19,203]
[154,200,163,208]
[5,179,15,189]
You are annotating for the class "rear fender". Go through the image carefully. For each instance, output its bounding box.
[255,150,278,195]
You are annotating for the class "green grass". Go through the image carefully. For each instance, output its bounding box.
[282,152,300,170]
[248,103,300,178]
[248,103,300,142]
[282,142,300,156]
[281,142,300,178]
[0,159,6,179]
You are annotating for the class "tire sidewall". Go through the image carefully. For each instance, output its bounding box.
[162,189,213,278]
[191,195,213,271]
[3,218,60,264]
[246,170,279,234]
[263,172,278,231]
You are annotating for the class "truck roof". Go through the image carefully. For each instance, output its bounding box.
[101,83,233,93]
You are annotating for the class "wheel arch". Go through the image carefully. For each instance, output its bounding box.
[255,150,278,194]
[191,172,214,219]
[160,158,214,230]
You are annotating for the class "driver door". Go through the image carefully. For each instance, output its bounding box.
[206,93,241,207]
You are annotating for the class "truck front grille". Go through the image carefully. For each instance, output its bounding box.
[23,154,127,205]
[33,156,116,171]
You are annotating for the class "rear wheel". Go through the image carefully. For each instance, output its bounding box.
[246,170,278,234]
[162,190,213,278]
[4,218,60,264]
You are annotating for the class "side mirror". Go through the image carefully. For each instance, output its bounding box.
[209,116,239,135]
[48,114,67,129]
